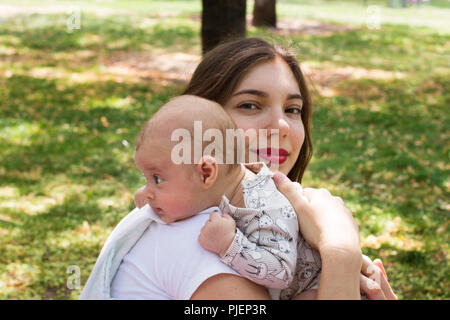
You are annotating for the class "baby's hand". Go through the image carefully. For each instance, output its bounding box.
[134,185,148,208]
[198,212,236,257]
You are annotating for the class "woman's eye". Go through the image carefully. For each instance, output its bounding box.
[286,106,303,115]
[153,175,162,184]
[238,102,259,110]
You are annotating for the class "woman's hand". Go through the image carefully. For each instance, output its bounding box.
[273,172,361,256]
[273,172,398,300]
[360,255,398,300]
[273,172,363,299]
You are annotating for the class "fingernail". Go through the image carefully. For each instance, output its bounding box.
[273,172,287,184]
[374,259,388,279]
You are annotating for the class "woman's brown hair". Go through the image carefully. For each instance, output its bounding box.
[182,37,313,183]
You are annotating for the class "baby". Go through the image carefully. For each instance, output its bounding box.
[135,94,325,299]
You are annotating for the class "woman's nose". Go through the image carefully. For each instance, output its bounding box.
[267,108,289,139]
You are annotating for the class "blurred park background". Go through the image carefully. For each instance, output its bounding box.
[0,0,448,299]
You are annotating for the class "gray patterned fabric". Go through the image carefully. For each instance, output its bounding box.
[219,163,321,300]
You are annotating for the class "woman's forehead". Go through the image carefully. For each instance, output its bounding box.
[236,57,300,93]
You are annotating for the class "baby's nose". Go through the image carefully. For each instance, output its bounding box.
[143,187,156,200]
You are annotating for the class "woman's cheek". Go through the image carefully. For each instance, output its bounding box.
[292,121,305,150]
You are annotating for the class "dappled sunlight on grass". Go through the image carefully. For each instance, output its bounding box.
[0,187,20,198]
[302,61,406,97]
[0,197,57,216]
[0,121,42,146]
[277,0,450,33]
[89,96,136,110]
[360,216,423,250]
[46,220,112,251]
[0,262,37,297]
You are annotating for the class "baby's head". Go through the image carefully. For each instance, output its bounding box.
[135,95,241,223]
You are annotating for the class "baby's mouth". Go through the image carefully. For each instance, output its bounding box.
[151,206,163,215]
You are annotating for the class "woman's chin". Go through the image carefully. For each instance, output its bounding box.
[267,162,291,175]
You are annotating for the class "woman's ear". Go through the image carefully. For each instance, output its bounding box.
[195,155,218,189]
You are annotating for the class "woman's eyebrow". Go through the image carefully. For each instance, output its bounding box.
[287,93,303,100]
[232,90,303,101]
[232,89,268,97]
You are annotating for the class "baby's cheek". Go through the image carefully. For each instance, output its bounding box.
[169,196,194,218]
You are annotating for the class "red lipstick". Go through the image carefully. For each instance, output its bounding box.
[256,148,289,164]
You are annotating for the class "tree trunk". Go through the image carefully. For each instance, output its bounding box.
[252,0,276,28]
[201,0,247,54]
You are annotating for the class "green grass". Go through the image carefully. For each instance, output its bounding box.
[277,0,450,33]
[0,0,449,300]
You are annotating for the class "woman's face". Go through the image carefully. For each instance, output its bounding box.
[222,57,305,175]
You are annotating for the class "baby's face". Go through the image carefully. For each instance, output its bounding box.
[135,139,201,223]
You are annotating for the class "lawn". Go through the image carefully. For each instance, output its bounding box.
[0,0,448,299]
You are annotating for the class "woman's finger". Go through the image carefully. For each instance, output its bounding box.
[360,273,386,300]
[361,254,374,275]
[293,183,310,203]
[319,188,331,196]
[361,255,383,289]
[334,196,344,205]
[362,255,397,300]
[273,172,308,210]
[373,258,388,280]
[373,259,398,300]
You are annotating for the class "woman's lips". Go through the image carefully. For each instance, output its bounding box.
[255,148,289,164]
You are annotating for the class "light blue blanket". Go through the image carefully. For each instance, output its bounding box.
[78,205,166,300]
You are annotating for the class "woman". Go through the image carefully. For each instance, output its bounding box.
[111,38,396,300]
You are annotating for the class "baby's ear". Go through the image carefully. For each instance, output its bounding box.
[195,155,218,188]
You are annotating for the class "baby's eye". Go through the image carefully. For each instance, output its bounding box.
[153,175,162,185]
[238,102,259,110]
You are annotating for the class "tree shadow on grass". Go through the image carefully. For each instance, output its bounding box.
[1,189,141,299]
[311,77,448,187]
[0,74,182,188]
[2,195,117,239]
[1,13,199,53]
[1,237,109,300]
[306,75,448,243]
[265,25,450,72]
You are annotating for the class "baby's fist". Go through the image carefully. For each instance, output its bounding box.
[198,212,236,257]
[134,186,148,208]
